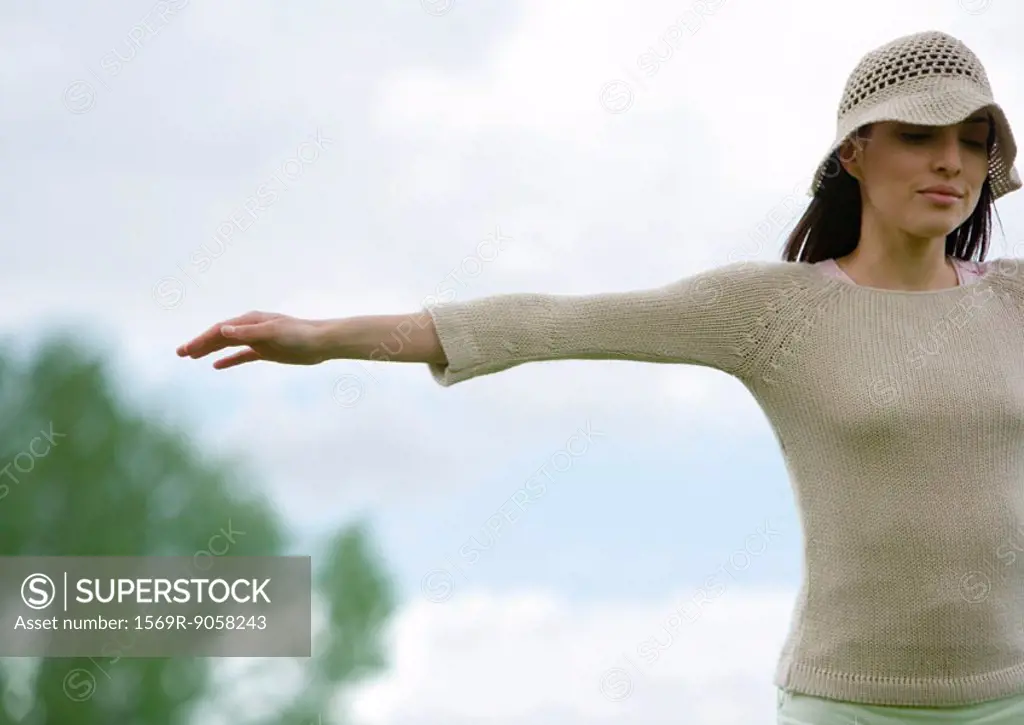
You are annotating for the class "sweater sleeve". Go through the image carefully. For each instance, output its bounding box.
[425,260,785,386]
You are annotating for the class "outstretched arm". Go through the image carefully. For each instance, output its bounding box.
[177,260,783,383]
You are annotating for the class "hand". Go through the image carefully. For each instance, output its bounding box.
[176,311,328,369]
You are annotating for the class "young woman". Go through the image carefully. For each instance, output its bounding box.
[178,30,1024,724]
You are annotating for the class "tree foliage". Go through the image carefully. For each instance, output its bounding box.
[0,334,393,724]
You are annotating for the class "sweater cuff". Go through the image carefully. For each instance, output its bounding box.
[424,303,487,386]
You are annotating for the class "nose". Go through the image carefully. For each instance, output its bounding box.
[932,132,963,176]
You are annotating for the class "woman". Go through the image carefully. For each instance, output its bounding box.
[178,30,1024,723]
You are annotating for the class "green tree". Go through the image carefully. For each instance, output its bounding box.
[0,333,394,724]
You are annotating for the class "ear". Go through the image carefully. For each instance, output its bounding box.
[839,126,873,181]
[838,137,862,181]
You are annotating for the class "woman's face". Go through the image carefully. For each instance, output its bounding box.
[840,115,991,240]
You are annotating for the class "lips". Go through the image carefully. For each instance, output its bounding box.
[919,186,963,199]
[917,186,963,206]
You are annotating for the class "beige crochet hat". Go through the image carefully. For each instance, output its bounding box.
[809,30,1021,199]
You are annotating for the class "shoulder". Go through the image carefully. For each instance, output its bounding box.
[697,259,831,291]
[956,258,1024,292]
[971,257,1024,278]
[666,260,831,325]
[969,258,1024,307]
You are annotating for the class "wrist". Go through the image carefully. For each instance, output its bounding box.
[312,318,354,362]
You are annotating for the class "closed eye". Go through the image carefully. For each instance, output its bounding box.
[900,132,987,151]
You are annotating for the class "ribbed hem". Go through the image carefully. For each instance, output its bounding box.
[424,304,486,386]
[775,659,1024,707]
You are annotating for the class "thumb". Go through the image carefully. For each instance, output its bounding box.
[221,321,277,341]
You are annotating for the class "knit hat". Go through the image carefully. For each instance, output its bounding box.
[809,30,1021,199]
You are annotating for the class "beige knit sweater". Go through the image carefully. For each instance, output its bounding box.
[424,258,1024,706]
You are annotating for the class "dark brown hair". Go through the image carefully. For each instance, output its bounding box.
[782,123,998,263]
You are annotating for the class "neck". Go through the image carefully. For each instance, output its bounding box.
[836,215,957,291]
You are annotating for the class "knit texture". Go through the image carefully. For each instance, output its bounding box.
[425,258,1024,706]
[809,31,1020,199]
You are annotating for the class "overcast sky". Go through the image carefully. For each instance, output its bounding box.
[5,1,1024,723]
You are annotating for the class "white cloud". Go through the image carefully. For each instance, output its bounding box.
[351,585,797,725]
[374,0,977,189]
[6,0,1019,526]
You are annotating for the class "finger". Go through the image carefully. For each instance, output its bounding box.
[178,313,262,357]
[220,320,279,343]
[212,348,262,370]
[177,323,227,357]
[177,311,271,357]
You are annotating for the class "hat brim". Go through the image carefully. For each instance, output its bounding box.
[809,79,1021,199]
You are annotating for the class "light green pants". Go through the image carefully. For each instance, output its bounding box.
[777,689,1024,724]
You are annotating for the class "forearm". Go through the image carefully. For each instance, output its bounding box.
[316,312,447,364]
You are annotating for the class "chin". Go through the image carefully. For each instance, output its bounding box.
[901,214,964,240]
